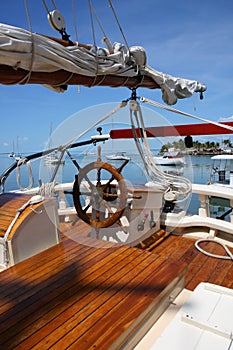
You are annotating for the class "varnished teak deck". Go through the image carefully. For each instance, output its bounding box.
[0,232,185,349]
[151,234,233,291]
[63,220,233,291]
[1,216,233,349]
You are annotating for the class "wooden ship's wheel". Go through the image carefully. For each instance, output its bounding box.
[73,148,128,228]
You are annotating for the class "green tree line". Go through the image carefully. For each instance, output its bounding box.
[160,138,232,153]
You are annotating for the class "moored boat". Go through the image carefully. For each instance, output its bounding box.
[106,152,131,160]
[44,152,65,165]
[154,151,185,166]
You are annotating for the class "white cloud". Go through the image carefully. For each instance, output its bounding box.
[218,115,233,122]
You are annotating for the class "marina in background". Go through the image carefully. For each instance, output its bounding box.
[0,152,215,215]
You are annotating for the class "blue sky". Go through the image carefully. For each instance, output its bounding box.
[0,0,233,154]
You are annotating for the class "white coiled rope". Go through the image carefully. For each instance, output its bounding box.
[39,181,57,198]
[129,100,192,207]
[16,158,34,191]
[195,239,233,260]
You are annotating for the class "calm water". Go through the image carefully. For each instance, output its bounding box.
[0,152,213,215]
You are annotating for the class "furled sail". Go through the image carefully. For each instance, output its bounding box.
[0,23,206,105]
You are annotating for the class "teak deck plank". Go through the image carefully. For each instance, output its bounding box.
[0,236,185,350]
[62,221,233,292]
[0,245,114,317]
[149,234,233,291]
[1,247,137,348]
[66,261,183,350]
[31,256,166,350]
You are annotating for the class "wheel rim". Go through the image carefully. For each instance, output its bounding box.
[73,161,127,228]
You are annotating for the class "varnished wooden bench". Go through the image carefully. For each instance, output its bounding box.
[0,236,186,349]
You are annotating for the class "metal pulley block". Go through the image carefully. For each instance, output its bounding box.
[48,9,66,32]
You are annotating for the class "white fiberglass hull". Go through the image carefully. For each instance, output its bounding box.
[154,156,185,166]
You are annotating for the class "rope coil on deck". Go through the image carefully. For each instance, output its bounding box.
[195,239,233,260]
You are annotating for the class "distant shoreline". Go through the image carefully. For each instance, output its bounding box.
[187,149,232,156]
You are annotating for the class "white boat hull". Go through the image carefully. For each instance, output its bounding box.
[106,153,131,160]
[154,156,185,166]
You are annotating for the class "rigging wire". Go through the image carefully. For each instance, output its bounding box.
[107,0,130,51]
[88,0,97,48]
[23,0,33,32]
[62,100,127,151]
[72,0,79,42]
[89,1,108,40]
[87,0,100,76]
[89,1,113,51]
[51,0,57,9]
[41,0,57,12]
[141,97,233,133]
[41,0,50,14]
[22,0,35,85]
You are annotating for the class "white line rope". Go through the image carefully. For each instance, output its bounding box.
[195,239,233,260]
[16,158,34,191]
[39,181,57,197]
[129,100,192,206]
[62,100,127,150]
[141,97,233,133]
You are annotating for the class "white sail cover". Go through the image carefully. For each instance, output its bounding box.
[0,24,205,105]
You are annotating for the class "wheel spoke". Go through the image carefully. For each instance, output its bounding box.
[101,199,115,214]
[83,202,91,213]
[115,219,128,233]
[79,191,92,196]
[103,192,118,199]
[116,159,129,173]
[92,207,101,222]
[97,167,101,186]
[83,174,95,190]
[101,177,114,192]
